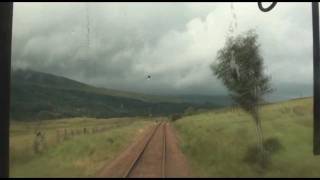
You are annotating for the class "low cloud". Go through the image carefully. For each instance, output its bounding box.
[12,2,313,98]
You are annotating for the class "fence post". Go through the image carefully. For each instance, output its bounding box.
[33,131,46,154]
[56,129,60,143]
[64,128,68,140]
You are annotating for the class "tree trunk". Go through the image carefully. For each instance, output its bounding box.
[253,110,265,154]
[256,119,265,153]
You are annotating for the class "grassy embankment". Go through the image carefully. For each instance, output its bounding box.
[174,97,320,177]
[10,117,155,177]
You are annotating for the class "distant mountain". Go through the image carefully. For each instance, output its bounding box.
[10,69,231,121]
[176,94,233,106]
[11,69,183,103]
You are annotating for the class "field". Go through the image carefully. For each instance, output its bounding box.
[9,117,154,177]
[174,97,320,177]
[10,97,320,178]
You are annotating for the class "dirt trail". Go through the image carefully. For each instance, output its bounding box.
[165,123,192,177]
[97,121,191,178]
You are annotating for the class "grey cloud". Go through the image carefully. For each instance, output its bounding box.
[11,2,314,100]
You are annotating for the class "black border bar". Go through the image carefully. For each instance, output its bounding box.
[312,2,320,155]
[0,2,13,178]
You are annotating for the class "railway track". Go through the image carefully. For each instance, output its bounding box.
[123,121,167,178]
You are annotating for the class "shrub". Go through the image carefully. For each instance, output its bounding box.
[171,114,182,122]
[243,137,282,170]
[264,137,283,153]
[243,145,271,170]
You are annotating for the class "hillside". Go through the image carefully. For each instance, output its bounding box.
[176,94,233,106]
[173,97,320,177]
[11,69,183,103]
[10,69,229,121]
[9,117,154,177]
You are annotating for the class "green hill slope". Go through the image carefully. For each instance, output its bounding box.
[174,97,320,177]
[10,69,225,121]
[11,69,183,103]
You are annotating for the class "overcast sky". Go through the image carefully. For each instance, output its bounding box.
[11,2,313,100]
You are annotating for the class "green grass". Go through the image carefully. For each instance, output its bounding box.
[174,97,320,177]
[10,117,154,177]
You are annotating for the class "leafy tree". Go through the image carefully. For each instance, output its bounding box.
[211,30,273,157]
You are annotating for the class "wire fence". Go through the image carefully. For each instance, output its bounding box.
[33,126,109,154]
